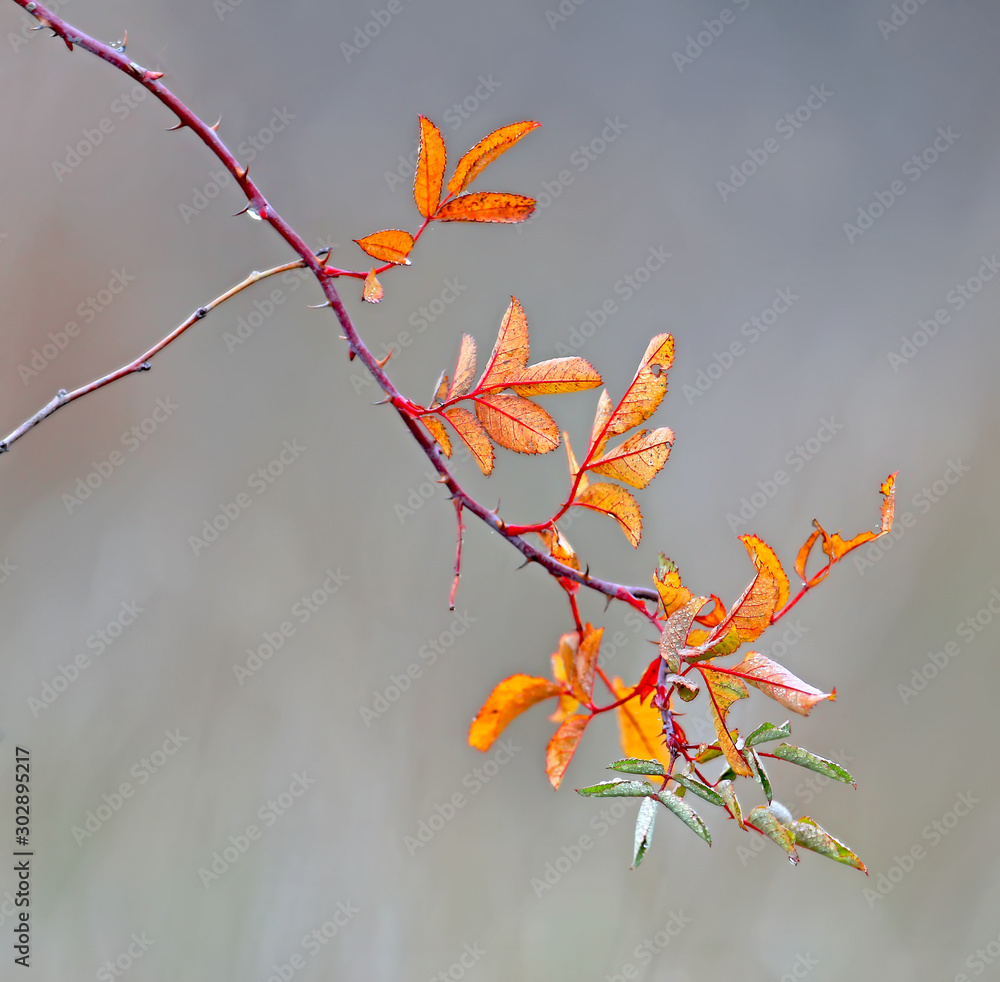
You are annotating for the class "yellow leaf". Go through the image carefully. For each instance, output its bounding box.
[589,389,613,457]
[728,652,834,716]
[495,357,603,396]
[550,633,581,722]
[475,393,559,454]
[546,714,590,790]
[653,556,694,618]
[611,677,671,775]
[421,416,451,457]
[588,426,674,489]
[447,333,478,400]
[414,116,446,218]
[353,229,414,265]
[572,624,603,704]
[429,370,449,409]
[698,666,752,777]
[435,192,536,223]
[574,481,643,547]
[361,268,383,303]
[469,674,562,751]
[447,120,541,196]
[600,334,675,445]
[564,433,589,496]
[727,535,790,643]
[537,525,580,572]
[478,297,530,389]
[443,406,495,475]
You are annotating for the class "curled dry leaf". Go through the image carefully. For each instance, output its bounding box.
[361,268,383,303]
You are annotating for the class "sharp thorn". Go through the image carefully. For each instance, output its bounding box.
[210,117,222,132]
[165,120,185,131]
[306,301,332,309]
[375,348,393,368]
[517,558,532,570]
[372,396,392,406]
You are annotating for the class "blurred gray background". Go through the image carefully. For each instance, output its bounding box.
[2,1,999,979]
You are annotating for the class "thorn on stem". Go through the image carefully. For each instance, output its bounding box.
[375,348,393,368]
[306,301,332,309]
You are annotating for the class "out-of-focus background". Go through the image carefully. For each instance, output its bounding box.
[1,1,998,979]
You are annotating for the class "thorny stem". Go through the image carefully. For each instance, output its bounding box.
[5,0,658,614]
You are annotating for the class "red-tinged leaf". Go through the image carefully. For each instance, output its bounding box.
[443,406,495,475]
[550,632,582,722]
[660,596,711,673]
[468,674,562,751]
[475,393,559,454]
[599,334,675,448]
[537,525,580,572]
[447,333,478,400]
[698,666,752,777]
[353,229,414,265]
[362,268,384,303]
[421,416,451,457]
[546,714,590,790]
[717,779,745,828]
[435,191,536,223]
[612,677,672,776]
[727,652,834,716]
[721,535,790,643]
[654,556,694,618]
[573,625,603,704]
[414,116,446,218]
[634,656,661,704]
[495,357,603,396]
[792,817,867,871]
[590,389,614,457]
[564,432,590,496]
[573,481,643,547]
[588,427,674,489]
[430,370,449,409]
[447,120,541,196]
[747,806,799,863]
[478,297,530,389]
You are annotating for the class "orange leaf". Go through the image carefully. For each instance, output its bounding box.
[447,120,541,196]
[723,535,790,643]
[550,632,582,722]
[447,333,478,400]
[653,556,694,618]
[727,652,834,716]
[353,229,414,265]
[698,666,752,777]
[594,334,674,454]
[430,370,449,409]
[588,427,674,489]
[421,416,451,457]
[589,389,614,457]
[611,677,671,775]
[435,192,536,223]
[564,432,589,496]
[478,297,530,389]
[443,406,495,475]
[361,268,384,303]
[573,624,603,704]
[493,357,603,396]
[660,596,711,672]
[469,674,562,751]
[414,116,446,218]
[573,481,643,547]
[537,525,580,572]
[546,714,590,790]
[475,393,559,454]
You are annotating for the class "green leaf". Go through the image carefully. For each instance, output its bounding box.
[687,624,741,662]
[655,790,711,844]
[663,673,699,702]
[744,720,792,749]
[670,773,725,807]
[716,779,744,829]
[608,758,665,777]
[749,749,772,804]
[770,745,856,786]
[632,796,658,868]
[792,817,867,871]
[747,806,799,864]
[694,743,723,764]
[578,779,653,798]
